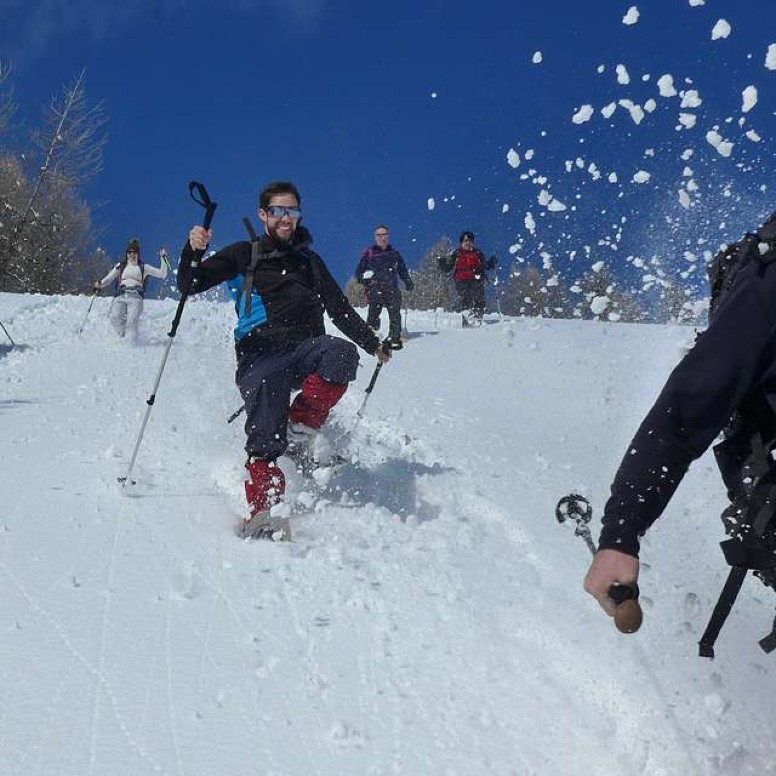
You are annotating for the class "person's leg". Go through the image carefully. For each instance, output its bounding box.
[366,295,382,332]
[125,297,143,343]
[473,282,486,321]
[288,335,358,430]
[387,289,403,343]
[457,282,473,326]
[236,350,295,519]
[110,297,127,337]
[237,350,295,461]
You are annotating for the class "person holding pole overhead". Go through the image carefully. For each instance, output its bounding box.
[179,181,391,540]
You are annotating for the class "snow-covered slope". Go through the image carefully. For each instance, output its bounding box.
[1,293,773,776]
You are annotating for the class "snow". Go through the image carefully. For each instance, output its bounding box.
[572,105,594,124]
[532,51,543,64]
[657,74,678,97]
[426,197,435,210]
[2,292,775,775]
[705,129,734,157]
[507,148,521,168]
[622,6,640,26]
[741,85,758,113]
[767,44,776,70]
[711,19,732,41]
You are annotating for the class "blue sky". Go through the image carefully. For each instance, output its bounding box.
[2,0,775,293]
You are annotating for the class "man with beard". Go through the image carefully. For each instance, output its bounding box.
[179,181,390,540]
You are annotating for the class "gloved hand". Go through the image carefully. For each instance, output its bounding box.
[93,280,102,293]
[405,278,414,291]
[486,255,497,271]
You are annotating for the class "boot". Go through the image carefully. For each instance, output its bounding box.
[239,459,289,540]
[286,421,338,476]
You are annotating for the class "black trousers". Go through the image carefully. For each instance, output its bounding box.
[455,279,486,317]
[366,286,402,340]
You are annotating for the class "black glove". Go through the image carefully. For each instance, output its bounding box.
[405,279,414,291]
[485,255,497,271]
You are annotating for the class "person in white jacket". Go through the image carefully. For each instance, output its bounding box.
[94,238,169,342]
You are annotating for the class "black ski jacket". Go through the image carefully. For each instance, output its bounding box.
[599,241,776,556]
[178,227,381,358]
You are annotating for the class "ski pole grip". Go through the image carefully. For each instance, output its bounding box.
[189,180,218,230]
[187,181,217,270]
[609,583,643,634]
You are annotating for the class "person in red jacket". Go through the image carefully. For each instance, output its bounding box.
[438,231,496,327]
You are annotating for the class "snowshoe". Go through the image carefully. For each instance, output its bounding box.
[237,510,292,542]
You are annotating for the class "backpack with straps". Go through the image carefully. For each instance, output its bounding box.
[700,213,776,657]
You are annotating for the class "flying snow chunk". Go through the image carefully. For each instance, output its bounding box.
[706,129,733,157]
[524,212,536,235]
[502,203,509,213]
[532,51,543,64]
[507,148,521,169]
[689,0,705,5]
[679,189,692,209]
[608,172,618,183]
[657,74,677,97]
[427,198,435,211]
[678,113,697,129]
[742,85,758,113]
[619,99,644,124]
[591,296,610,315]
[632,170,651,183]
[572,105,594,124]
[601,102,617,118]
[623,6,639,25]
[711,19,731,40]
[431,92,438,99]
[591,261,605,273]
[767,44,776,70]
[616,64,631,85]
[746,129,762,142]
[680,90,702,108]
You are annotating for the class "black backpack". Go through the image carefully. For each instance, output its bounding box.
[701,214,776,657]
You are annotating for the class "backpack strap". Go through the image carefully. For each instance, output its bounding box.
[241,218,262,316]
[700,463,776,657]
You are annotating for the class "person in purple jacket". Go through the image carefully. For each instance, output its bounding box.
[355,225,413,349]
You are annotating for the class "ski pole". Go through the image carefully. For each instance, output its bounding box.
[78,290,99,336]
[357,360,384,419]
[227,404,245,424]
[0,318,14,347]
[555,493,643,634]
[119,181,217,487]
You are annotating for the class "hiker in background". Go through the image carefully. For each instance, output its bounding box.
[179,181,391,541]
[438,231,496,327]
[583,211,776,655]
[94,238,169,343]
[355,224,413,349]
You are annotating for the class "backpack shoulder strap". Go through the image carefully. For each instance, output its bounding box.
[700,464,776,657]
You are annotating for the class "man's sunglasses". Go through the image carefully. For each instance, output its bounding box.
[265,205,302,219]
